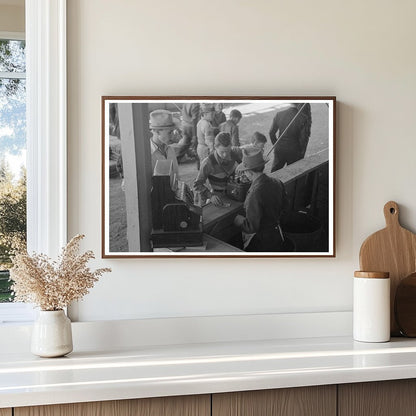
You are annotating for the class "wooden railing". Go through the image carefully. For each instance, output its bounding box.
[270,149,329,222]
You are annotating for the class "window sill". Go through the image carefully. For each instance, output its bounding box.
[0,303,35,325]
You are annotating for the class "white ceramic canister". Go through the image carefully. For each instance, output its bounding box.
[353,271,390,342]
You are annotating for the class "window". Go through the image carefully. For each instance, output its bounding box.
[0,35,26,306]
[0,0,67,324]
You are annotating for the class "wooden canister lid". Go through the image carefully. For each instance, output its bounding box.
[354,271,389,278]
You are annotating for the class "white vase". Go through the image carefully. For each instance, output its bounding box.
[31,310,73,357]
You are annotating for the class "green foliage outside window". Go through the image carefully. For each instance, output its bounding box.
[0,162,26,302]
[0,38,27,302]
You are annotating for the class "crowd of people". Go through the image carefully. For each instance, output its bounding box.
[147,102,312,252]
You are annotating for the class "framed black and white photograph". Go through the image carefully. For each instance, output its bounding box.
[102,96,335,257]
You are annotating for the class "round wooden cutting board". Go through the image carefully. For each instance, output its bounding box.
[359,201,416,336]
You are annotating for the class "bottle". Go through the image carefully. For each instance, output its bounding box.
[353,271,390,342]
[193,191,202,207]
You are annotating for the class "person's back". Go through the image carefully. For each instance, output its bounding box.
[182,103,200,126]
[271,106,297,142]
[197,118,214,148]
[196,104,215,161]
[176,103,200,161]
[248,175,286,230]
[269,104,311,172]
[212,103,226,135]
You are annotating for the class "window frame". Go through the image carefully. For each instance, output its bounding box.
[26,0,67,257]
[0,31,24,41]
[0,0,67,323]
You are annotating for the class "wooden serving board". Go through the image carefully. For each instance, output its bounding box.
[359,201,416,335]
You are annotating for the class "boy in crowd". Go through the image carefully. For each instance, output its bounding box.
[220,109,242,146]
[194,132,242,207]
[241,131,267,153]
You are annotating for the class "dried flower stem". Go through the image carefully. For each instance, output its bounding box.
[10,234,111,310]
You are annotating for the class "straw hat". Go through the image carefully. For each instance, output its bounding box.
[149,110,179,130]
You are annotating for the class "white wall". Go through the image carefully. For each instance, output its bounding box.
[67,0,416,322]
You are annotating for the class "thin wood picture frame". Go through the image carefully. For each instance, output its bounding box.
[102,96,336,258]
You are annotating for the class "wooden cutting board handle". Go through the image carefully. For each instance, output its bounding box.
[384,201,400,228]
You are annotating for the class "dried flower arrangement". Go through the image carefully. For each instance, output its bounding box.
[10,234,111,311]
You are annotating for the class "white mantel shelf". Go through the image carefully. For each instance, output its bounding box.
[2,336,416,408]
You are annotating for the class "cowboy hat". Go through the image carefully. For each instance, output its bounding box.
[149,109,180,130]
[237,147,265,172]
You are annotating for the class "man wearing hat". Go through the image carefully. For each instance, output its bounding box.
[234,148,289,252]
[196,103,216,162]
[149,109,179,174]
